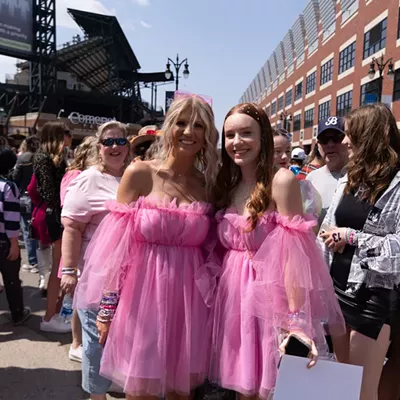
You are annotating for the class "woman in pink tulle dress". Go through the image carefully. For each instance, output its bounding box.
[74,94,220,400]
[211,103,346,399]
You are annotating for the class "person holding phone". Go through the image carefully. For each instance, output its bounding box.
[210,103,345,400]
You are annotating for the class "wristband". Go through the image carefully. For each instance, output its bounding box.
[62,267,78,276]
[97,290,119,323]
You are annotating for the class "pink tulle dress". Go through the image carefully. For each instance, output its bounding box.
[211,210,345,399]
[74,196,218,396]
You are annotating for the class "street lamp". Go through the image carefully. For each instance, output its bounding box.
[368,55,394,102]
[164,54,190,91]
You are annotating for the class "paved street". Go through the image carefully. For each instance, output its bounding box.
[0,249,123,400]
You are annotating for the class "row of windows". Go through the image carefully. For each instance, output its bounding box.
[252,14,393,102]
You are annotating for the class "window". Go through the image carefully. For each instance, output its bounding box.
[360,78,380,105]
[271,101,277,115]
[295,81,303,101]
[339,42,356,74]
[398,8,400,39]
[336,91,353,117]
[285,89,293,107]
[293,114,302,132]
[278,95,284,111]
[393,69,400,102]
[306,72,316,94]
[265,105,270,117]
[304,109,314,128]
[363,18,387,59]
[318,100,331,121]
[320,59,333,85]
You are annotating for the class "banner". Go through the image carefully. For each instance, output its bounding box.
[165,91,175,113]
[0,0,33,55]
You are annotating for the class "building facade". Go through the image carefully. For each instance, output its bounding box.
[240,0,400,150]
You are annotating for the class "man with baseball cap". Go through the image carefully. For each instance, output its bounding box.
[289,147,306,176]
[306,116,348,226]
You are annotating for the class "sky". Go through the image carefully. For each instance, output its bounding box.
[0,0,307,131]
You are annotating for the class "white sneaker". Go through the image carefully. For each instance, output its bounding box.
[40,315,72,333]
[38,275,46,290]
[30,265,39,274]
[68,344,83,363]
[22,264,38,272]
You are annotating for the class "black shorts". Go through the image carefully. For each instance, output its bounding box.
[335,285,400,340]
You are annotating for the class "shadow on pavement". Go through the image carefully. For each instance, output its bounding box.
[0,367,86,399]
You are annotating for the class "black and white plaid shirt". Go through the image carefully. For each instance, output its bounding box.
[319,172,400,293]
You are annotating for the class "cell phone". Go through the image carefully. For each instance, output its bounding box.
[284,334,311,358]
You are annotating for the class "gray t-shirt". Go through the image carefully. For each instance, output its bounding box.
[306,165,344,227]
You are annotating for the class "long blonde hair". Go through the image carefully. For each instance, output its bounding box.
[39,121,67,166]
[150,96,219,199]
[95,121,130,172]
[67,136,98,172]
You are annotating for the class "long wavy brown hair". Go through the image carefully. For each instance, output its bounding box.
[344,103,400,203]
[39,121,68,166]
[214,102,275,230]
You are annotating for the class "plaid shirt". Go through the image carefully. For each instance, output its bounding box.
[319,171,400,293]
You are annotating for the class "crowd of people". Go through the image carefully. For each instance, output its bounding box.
[0,96,399,400]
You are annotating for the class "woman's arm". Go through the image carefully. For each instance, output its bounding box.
[60,217,87,293]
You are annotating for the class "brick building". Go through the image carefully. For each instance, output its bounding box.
[240,0,400,152]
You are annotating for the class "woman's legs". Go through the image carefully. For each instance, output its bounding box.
[348,325,391,400]
[379,320,400,400]
[43,239,62,321]
[71,309,82,349]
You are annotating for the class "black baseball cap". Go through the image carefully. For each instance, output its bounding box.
[317,117,345,139]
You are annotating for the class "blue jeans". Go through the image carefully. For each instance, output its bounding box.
[20,212,38,266]
[78,309,112,394]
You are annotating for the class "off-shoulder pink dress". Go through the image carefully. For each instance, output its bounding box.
[211,210,345,399]
[74,196,218,397]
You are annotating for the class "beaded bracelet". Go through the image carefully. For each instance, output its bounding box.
[62,267,78,276]
[345,228,358,246]
[287,311,307,331]
[97,290,119,323]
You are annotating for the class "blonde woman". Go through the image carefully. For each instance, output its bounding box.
[74,95,219,400]
[32,122,71,333]
[61,121,130,399]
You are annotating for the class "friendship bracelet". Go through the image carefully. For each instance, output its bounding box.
[345,228,358,246]
[98,290,120,323]
[287,311,307,330]
[62,267,78,276]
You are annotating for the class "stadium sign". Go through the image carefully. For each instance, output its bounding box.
[68,112,116,125]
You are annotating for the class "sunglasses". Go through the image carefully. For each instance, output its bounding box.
[101,138,128,147]
[318,133,344,145]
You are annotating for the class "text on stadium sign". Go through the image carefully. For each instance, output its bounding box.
[68,112,116,125]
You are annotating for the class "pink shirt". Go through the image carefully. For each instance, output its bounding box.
[61,166,121,270]
[60,170,82,207]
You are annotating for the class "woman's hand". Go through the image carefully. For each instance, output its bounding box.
[319,227,347,253]
[61,274,78,294]
[96,320,110,346]
[279,331,319,369]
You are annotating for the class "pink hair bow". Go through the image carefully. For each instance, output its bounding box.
[174,90,213,107]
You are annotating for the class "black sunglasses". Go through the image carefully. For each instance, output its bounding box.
[101,138,128,147]
[318,133,345,145]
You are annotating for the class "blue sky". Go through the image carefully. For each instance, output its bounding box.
[0,0,307,130]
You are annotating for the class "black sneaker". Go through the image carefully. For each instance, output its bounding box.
[13,307,32,326]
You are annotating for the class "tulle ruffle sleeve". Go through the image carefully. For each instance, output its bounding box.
[73,200,139,310]
[248,213,345,341]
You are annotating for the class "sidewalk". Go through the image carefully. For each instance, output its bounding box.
[0,249,122,400]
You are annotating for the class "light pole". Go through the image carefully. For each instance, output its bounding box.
[164,54,190,91]
[368,55,394,102]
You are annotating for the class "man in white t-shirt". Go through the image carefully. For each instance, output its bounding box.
[307,116,348,227]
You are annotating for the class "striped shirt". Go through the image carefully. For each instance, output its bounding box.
[0,177,20,242]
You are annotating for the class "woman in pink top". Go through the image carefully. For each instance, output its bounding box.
[61,121,130,399]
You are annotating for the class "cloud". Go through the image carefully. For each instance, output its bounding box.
[133,0,150,6]
[140,20,152,28]
[57,0,117,29]
[0,56,18,83]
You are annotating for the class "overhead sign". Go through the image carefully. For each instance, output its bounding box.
[68,112,116,125]
[165,91,175,113]
[0,0,33,55]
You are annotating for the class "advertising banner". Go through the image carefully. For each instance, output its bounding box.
[0,0,33,55]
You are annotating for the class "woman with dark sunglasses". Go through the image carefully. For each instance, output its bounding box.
[60,121,130,398]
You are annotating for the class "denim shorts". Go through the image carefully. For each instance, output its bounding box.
[78,309,111,394]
